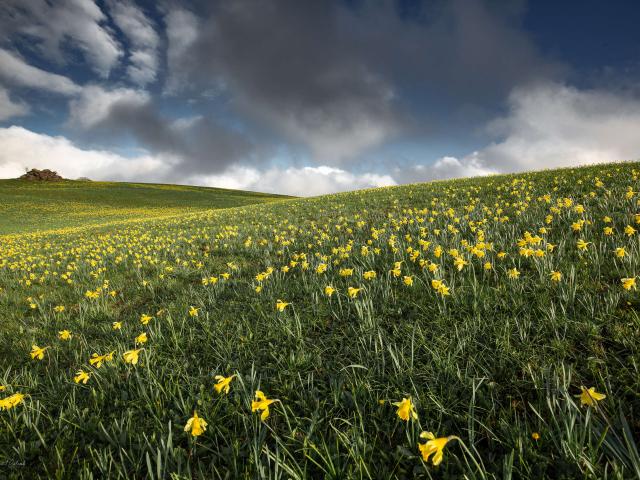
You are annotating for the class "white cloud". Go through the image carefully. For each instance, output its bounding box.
[195,165,397,196]
[0,126,172,181]
[108,0,159,85]
[403,82,640,183]
[164,8,199,93]
[68,85,149,128]
[8,0,122,77]
[0,86,29,121]
[0,49,81,95]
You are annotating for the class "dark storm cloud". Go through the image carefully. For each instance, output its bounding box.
[68,86,254,177]
[163,0,565,164]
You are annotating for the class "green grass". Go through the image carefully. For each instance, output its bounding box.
[1,163,639,479]
[0,179,289,235]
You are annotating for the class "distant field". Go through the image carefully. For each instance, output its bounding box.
[0,179,289,235]
[1,163,640,478]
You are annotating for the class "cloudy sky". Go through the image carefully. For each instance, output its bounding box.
[1,0,639,196]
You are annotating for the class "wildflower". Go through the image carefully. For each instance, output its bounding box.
[0,392,25,411]
[339,268,353,277]
[53,305,65,313]
[576,239,591,251]
[484,262,492,270]
[252,390,277,421]
[363,270,377,280]
[140,314,153,325]
[214,374,236,394]
[74,370,90,384]
[58,330,72,340]
[577,386,606,406]
[135,332,148,345]
[603,227,614,236]
[316,263,327,274]
[531,432,540,441]
[625,225,637,236]
[30,345,49,360]
[418,432,454,466]
[184,411,208,437]
[123,349,142,365]
[347,287,362,298]
[550,271,562,282]
[507,268,520,279]
[89,351,115,368]
[621,277,637,290]
[112,321,122,330]
[189,306,199,317]
[392,397,418,421]
[403,276,414,286]
[453,257,468,271]
[615,247,626,258]
[431,279,450,296]
[324,285,335,297]
[276,300,290,312]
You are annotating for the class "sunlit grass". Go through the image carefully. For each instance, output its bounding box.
[1,162,639,478]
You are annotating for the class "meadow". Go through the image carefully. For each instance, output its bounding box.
[1,163,639,479]
[0,179,287,235]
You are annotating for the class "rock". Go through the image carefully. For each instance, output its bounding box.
[19,169,64,181]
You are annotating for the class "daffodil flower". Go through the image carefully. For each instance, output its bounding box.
[251,390,278,421]
[418,432,455,466]
[577,386,606,406]
[184,411,207,437]
[30,344,49,360]
[58,330,72,340]
[214,374,236,394]
[135,332,148,345]
[0,392,25,411]
[392,397,418,421]
[123,349,143,365]
[74,370,90,384]
[276,300,290,312]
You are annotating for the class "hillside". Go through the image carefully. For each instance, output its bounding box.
[1,163,639,478]
[0,179,290,235]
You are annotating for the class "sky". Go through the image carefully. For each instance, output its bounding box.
[1,0,640,196]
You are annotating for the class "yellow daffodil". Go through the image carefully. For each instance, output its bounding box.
[276,300,290,312]
[53,305,65,313]
[550,271,562,282]
[123,348,143,365]
[363,270,377,280]
[252,390,277,421]
[625,225,636,236]
[576,239,591,251]
[30,344,49,360]
[214,374,236,394]
[403,276,414,286]
[112,321,122,330]
[74,370,90,384]
[58,330,72,340]
[140,314,153,325]
[418,432,454,466]
[507,268,520,279]
[135,332,147,344]
[615,247,626,258]
[392,397,418,421]
[0,392,25,411]
[621,277,637,290]
[184,411,207,437]
[347,287,362,298]
[577,386,606,406]
[89,351,115,368]
[189,306,199,317]
[324,285,335,297]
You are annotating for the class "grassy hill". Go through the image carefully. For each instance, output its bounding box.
[0,179,289,235]
[1,163,639,478]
